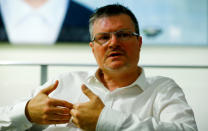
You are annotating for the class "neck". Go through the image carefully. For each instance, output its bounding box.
[97,67,142,91]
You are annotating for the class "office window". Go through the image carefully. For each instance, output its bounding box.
[77,0,208,45]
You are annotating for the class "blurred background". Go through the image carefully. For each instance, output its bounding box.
[0,0,208,130]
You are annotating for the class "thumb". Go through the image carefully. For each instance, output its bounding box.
[81,84,97,100]
[41,80,59,95]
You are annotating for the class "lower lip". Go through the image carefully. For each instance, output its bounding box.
[108,55,123,59]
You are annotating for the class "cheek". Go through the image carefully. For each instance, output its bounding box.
[94,47,106,63]
[125,44,140,59]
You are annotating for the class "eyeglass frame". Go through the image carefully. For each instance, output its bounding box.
[91,29,139,45]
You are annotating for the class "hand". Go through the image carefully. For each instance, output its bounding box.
[70,85,105,131]
[25,80,73,124]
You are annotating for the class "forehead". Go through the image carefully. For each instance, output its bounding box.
[93,14,135,34]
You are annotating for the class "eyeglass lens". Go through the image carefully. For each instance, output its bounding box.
[94,30,137,45]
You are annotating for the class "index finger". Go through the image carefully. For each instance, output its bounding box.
[50,98,73,109]
[81,84,97,100]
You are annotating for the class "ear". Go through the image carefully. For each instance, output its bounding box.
[89,42,95,54]
[138,36,142,49]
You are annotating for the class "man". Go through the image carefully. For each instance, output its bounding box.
[0,0,92,44]
[0,4,197,131]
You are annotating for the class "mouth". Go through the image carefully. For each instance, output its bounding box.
[108,52,124,57]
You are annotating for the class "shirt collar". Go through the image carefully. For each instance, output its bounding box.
[131,67,149,91]
[85,67,150,91]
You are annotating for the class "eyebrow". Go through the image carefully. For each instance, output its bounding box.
[95,28,132,34]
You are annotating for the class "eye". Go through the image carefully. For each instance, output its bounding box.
[97,34,110,41]
[116,32,131,38]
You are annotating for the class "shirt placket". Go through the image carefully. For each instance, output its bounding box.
[103,93,115,108]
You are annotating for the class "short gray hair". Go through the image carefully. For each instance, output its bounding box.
[89,4,140,41]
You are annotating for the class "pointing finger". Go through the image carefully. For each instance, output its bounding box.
[81,84,97,100]
[50,98,73,109]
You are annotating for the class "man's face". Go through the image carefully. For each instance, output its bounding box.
[90,14,142,72]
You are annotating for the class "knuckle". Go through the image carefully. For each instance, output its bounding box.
[46,99,53,105]
[74,111,80,118]
[63,108,69,113]
[74,104,82,110]
[43,107,50,113]
[42,119,48,124]
[42,115,48,120]
[76,104,81,110]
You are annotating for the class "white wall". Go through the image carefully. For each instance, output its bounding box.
[0,44,208,130]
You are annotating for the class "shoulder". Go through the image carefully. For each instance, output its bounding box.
[148,76,177,87]
[145,76,187,107]
[146,76,182,94]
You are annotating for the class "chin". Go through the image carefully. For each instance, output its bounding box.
[104,62,128,71]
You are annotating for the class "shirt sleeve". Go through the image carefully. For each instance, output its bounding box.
[96,80,197,131]
[0,100,33,130]
[0,80,54,130]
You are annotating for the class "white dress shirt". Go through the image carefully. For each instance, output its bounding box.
[0,68,197,131]
[0,0,68,44]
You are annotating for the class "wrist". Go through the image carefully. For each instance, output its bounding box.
[25,100,32,122]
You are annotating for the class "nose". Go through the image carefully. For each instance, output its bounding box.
[108,33,120,47]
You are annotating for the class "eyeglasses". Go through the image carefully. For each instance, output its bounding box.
[92,30,139,45]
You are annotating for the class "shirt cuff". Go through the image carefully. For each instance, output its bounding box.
[9,100,32,129]
[96,107,127,131]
